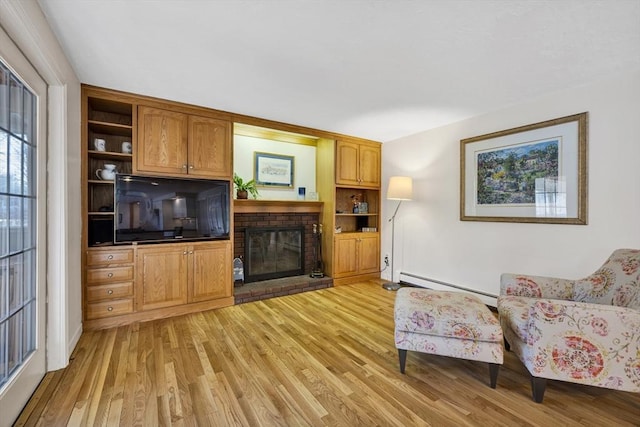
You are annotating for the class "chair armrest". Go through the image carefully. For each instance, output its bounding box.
[530,299,640,326]
[521,299,640,390]
[528,299,640,356]
[500,273,574,300]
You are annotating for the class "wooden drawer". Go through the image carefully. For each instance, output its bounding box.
[87,249,134,266]
[85,282,133,302]
[86,298,134,319]
[86,266,134,284]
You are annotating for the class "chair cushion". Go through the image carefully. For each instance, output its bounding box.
[394,288,502,343]
[395,330,504,364]
[497,295,532,342]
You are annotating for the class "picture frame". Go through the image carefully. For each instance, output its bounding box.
[460,112,588,224]
[254,152,294,188]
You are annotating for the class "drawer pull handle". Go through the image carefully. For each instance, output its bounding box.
[107,255,113,260]
[108,273,113,278]
[107,289,113,295]
[107,306,113,311]
[183,251,188,255]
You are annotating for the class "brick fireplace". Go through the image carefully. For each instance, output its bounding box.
[243,225,305,283]
[232,201,333,304]
[234,212,317,274]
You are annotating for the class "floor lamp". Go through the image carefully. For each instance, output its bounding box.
[382,176,413,291]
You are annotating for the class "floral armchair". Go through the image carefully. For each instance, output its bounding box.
[497,249,640,403]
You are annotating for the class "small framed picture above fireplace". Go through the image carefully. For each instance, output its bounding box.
[254,152,294,188]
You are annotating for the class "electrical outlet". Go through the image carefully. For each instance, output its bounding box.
[384,255,389,267]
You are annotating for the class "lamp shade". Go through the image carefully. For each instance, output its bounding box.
[387,176,413,200]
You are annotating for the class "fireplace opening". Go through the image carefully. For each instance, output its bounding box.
[244,226,304,283]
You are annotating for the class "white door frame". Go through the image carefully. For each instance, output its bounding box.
[0,2,84,423]
[0,0,84,373]
[0,25,47,427]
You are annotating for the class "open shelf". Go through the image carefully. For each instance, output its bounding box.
[85,94,134,247]
[88,120,133,136]
[334,187,380,233]
[88,179,115,185]
[88,211,115,216]
[88,150,132,160]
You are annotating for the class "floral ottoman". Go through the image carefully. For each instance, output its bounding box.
[394,287,504,388]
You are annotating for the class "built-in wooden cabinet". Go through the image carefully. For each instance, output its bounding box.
[189,240,232,303]
[336,139,381,187]
[81,84,383,328]
[333,233,379,279]
[136,241,232,311]
[333,140,381,284]
[84,247,135,320]
[136,106,232,179]
[136,244,188,311]
[317,137,382,286]
[188,115,233,179]
[82,85,234,330]
[136,106,188,176]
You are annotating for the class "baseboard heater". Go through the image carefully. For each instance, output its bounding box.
[398,272,498,308]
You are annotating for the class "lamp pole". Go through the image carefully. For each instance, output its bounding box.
[382,176,412,291]
[382,200,403,291]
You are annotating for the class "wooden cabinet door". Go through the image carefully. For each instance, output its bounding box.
[188,116,232,179]
[333,234,358,277]
[137,106,189,175]
[136,245,188,311]
[357,233,380,274]
[359,144,381,187]
[335,140,360,186]
[336,140,381,187]
[189,241,232,303]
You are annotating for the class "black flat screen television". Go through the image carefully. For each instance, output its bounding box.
[114,174,230,244]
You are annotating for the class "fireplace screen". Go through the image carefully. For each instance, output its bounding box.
[244,226,304,283]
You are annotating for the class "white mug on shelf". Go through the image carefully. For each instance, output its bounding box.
[121,141,132,154]
[94,138,106,151]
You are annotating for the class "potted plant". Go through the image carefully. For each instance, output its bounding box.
[233,173,259,199]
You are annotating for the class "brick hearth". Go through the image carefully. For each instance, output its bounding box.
[234,275,333,304]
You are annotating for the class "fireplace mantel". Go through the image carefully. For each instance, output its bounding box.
[233,199,323,214]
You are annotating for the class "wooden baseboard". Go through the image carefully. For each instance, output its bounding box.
[83,296,234,330]
[332,273,380,286]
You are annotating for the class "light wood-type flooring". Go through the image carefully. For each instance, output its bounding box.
[15,281,640,426]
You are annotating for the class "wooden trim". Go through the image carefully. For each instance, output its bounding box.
[233,200,323,214]
[83,296,235,330]
[81,84,381,145]
[234,123,319,146]
[332,272,380,286]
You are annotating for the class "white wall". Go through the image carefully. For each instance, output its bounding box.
[0,0,82,369]
[382,69,640,297]
[234,135,316,200]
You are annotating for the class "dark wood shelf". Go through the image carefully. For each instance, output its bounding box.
[88,211,115,216]
[88,179,115,185]
[88,120,133,136]
[88,150,132,160]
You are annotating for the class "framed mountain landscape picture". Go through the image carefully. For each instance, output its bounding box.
[460,112,588,224]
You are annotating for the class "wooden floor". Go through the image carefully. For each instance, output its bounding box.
[15,282,640,426]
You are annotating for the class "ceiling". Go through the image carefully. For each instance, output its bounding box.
[37,0,640,142]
